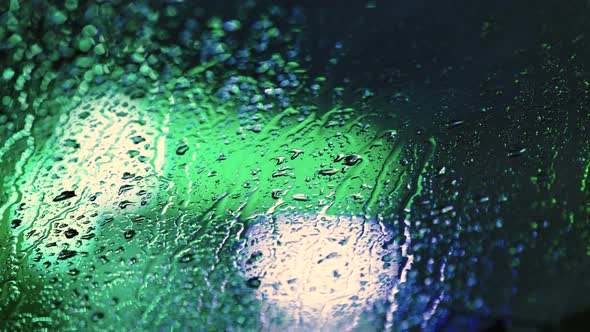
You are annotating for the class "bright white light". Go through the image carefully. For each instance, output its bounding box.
[15,93,158,269]
[239,213,401,331]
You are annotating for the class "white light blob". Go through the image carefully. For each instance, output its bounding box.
[14,93,158,269]
[239,213,402,331]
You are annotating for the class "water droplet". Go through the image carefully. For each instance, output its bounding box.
[334,154,345,162]
[91,312,105,322]
[63,139,80,148]
[122,172,135,180]
[118,184,134,195]
[81,233,95,240]
[131,135,145,144]
[127,150,139,158]
[246,277,261,289]
[290,148,303,160]
[124,230,136,240]
[343,154,362,166]
[64,228,79,239]
[292,194,310,201]
[179,254,193,263]
[67,268,80,276]
[246,252,264,265]
[508,147,527,158]
[53,190,76,202]
[318,168,339,176]
[446,119,464,128]
[118,200,134,209]
[57,249,77,260]
[10,219,21,229]
[176,145,189,155]
[441,205,454,214]
[271,189,282,199]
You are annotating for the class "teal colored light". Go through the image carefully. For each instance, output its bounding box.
[11,89,432,265]
[2,87,434,329]
[0,2,438,329]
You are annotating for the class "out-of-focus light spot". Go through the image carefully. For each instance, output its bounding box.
[17,93,158,270]
[238,213,401,331]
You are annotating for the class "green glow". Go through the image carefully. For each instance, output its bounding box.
[1,86,434,329]
[0,2,440,329]
[157,105,423,219]
[582,160,590,192]
[12,90,433,266]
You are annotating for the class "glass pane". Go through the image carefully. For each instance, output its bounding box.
[1,1,589,331]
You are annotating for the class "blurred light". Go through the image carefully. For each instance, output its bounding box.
[239,213,401,330]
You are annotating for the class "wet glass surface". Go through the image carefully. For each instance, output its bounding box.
[1,0,590,331]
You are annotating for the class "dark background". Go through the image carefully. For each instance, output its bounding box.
[158,0,590,328]
[287,0,590,329]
